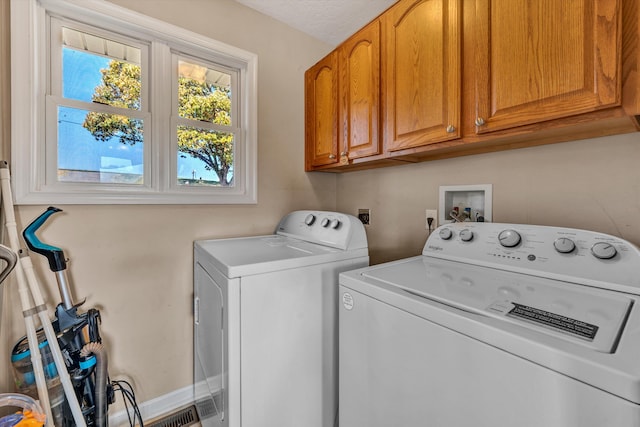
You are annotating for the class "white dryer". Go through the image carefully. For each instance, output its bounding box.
[194,210,368,427]
[339,222,640,427]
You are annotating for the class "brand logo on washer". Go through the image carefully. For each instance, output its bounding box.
[342,293,354,310]
[427,245,443,251]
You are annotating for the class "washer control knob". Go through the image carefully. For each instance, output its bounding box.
[498,229,521,248]
[459,229,474,242]
[591,242,617,260]
[320,218,331,228]
[330,219,341,229]
[554,237,576,254]
[439,228,453,240]
[304,214,316,226]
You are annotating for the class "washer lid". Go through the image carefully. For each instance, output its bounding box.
[360,256,632,354]
[196,235,367,278]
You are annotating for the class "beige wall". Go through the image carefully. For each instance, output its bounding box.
[336,132,640,264]
[0,0,336,412]
[2,0,640,420]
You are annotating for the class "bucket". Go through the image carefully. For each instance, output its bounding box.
[0,393,45,427]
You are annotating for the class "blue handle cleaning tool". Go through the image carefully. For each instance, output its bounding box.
[21,207,112,427]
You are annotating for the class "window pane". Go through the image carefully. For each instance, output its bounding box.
[57,106,144,184]
[62,27,141,109]
[178,60,232,126]
[177,126,234,187]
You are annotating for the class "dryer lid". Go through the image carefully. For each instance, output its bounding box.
[196,235,367,278]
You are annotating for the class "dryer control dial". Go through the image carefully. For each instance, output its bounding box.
[320,218,331,228]
[330,219,341,229]
[591,242,617,259]
[459,229,474,242]
[304,214,316,226]
[439,228,453,240]
[553,237,576,254]
[498,229,521,248]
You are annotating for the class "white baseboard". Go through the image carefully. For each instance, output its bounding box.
[108,384,194,426]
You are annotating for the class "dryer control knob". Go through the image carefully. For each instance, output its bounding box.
[591,242,617,260]
[459,229,474,242]
[304,214,316,226]
[553,237,576,254]
[498,229,521,248]
[321,218,331,228]
[330,219,341,229]
[439,228,453,240]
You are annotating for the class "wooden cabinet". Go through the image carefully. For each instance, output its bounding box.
[472,0,622,134]
[305,52,339,169]
[382,0,461,152]
[304,0,639,172]
[305,21,383,171]
[339,20,381,162]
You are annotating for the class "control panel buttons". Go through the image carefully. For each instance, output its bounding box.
[553,237,576,254]
[304,214,316,226]
[498,229,521,248]
[591,242,617,260]
[459,229,474,242]
[439,228,453,240]
[330,219,341,229]
[321,218,331,228]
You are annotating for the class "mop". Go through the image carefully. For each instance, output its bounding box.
[0,161,86,427]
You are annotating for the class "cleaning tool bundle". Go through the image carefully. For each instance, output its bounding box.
[19,206,113,427]
[1,161,144,426]
[1,162,90,426]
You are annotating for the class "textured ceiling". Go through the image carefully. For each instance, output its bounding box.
[234,0,397,46]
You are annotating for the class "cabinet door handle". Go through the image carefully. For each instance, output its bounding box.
[446,125,456,133]
[329,154,337,159]
[475,117,486,126]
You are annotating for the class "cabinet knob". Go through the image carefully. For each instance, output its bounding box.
[329,154,336,159]
[446,125,456,133]
[340,151,348,156]
[475,117,486,126]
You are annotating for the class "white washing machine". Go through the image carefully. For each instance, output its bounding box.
[194,210,369,427]
[339,222,640,427]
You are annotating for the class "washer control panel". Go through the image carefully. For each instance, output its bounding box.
[276,210,367,250]
[424,222,640,294]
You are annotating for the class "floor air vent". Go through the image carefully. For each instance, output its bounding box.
[195,394,221,420]
[146,405,200,427]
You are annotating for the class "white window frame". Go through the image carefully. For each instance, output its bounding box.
[10,0,258,204]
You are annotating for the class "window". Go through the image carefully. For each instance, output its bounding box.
[173,56,238,188]
[11,0,257,204]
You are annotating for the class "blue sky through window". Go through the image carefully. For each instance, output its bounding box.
[60,48,219,182]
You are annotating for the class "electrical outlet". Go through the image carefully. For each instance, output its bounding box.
[358,208,370,225]
[425,209,437,230]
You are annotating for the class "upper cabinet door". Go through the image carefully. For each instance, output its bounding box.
[339,20,381,161]
[473,0,622,134]
[305,51,339,169]
[383,0,462,152]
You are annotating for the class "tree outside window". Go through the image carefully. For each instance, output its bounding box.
[80,56,234,186]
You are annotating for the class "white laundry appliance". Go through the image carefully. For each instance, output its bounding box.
[194,210,368,427]
[339,222,640,427]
